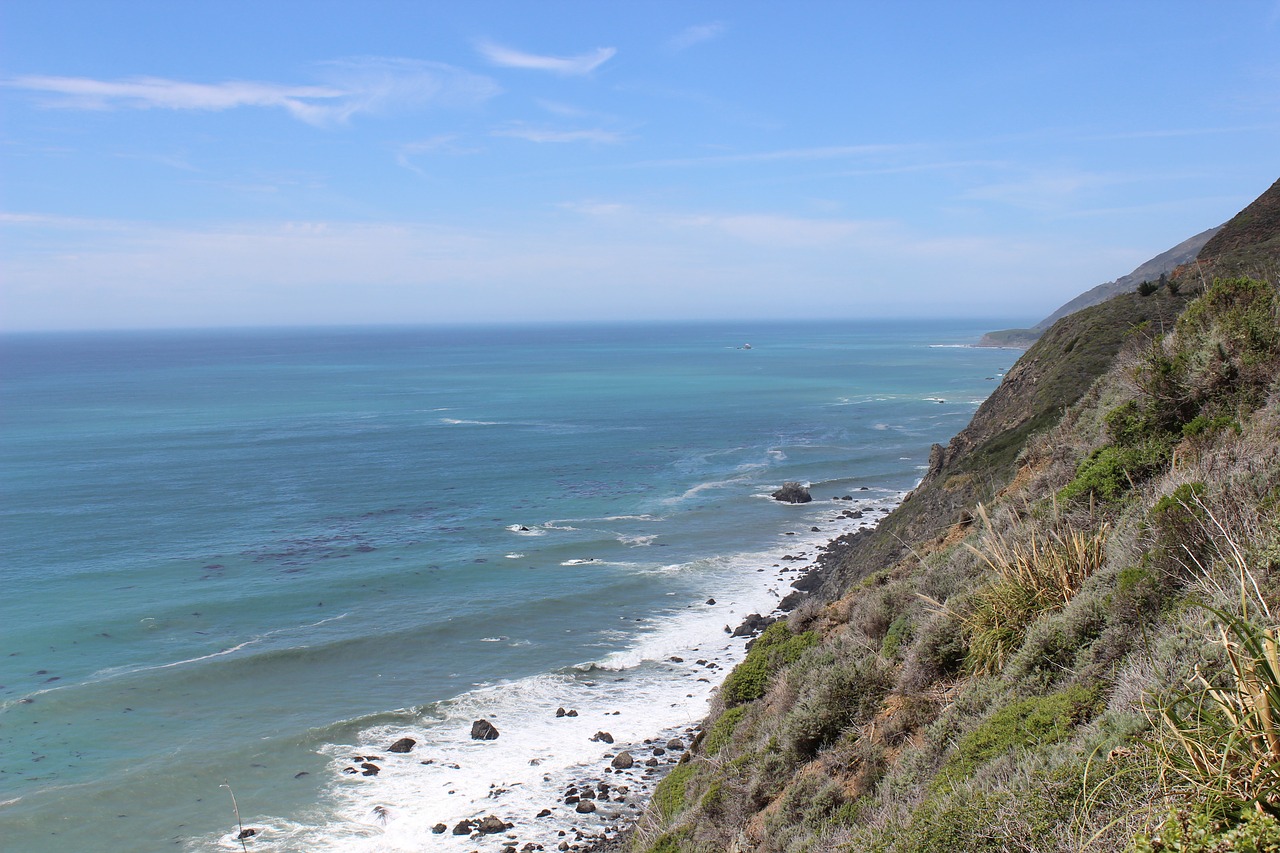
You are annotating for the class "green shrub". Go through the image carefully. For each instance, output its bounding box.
[1149,482,1210,575]
[1131,808,1280,853]
[721,622,818,705]
[654,761,697,819]
[703,705,747,755]
[1181,414,1241,440]
[783,656,893,758]
[644,828,692,853]
[881,614,914,659]
[940,683,1101,785]
[1059,439,1173,503]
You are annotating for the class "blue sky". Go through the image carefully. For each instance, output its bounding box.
[2,1,1278,331]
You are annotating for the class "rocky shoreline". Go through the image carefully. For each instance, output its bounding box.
[442,494,899,853]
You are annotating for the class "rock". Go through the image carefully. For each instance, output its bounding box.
[477,815,509,834]
[555,707,566,717]
[652,746,665,756]
[590,731,614,743]
[237,829,257,840]
[668,656,684,663]
[452,818,477,835]
[432,823,447,834]
[575,799,597,814]
[537,808,552,818]
[705,598,716,605]
[732,613,778,638]
[771,482,812,503]
[360,762,380,776]
[388,737,416,753]
[778,590,806,612]
[611,751,634,769]
[645,757,659,767]
[667,738,685,751]
[471,719,500,740]
[566,709,578,717]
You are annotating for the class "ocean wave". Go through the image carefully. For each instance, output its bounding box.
[439,418,503,426]
[189,498,916,853]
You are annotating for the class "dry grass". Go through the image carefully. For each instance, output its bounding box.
[1153,503,1280,817]
[953,503,1110,675]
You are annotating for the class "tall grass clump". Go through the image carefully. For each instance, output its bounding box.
[959,504,1110,674]
[1151,503,1280,835]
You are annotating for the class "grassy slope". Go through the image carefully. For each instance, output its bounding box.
[630,181,1280,853]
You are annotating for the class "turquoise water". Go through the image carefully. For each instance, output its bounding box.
[0,321,1015,851]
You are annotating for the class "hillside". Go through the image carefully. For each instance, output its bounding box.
[978,226,1221,349]
[627,178,1280,853]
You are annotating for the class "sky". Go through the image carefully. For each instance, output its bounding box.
[1,1,1278,332]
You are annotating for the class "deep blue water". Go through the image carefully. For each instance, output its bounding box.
[0,321,1016,851]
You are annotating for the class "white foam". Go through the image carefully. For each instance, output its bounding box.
[194,494,907,852]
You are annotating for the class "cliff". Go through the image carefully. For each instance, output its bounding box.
[628,178,1280,853]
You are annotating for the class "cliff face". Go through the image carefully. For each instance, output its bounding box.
[630,178,1280,853]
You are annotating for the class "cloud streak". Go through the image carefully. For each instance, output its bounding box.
[494,125,625,144]
[476,40,615,75]
[667,22,726,50]
[4,58,499,126]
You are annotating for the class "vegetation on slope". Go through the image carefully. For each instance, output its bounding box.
[629,180,1280,853]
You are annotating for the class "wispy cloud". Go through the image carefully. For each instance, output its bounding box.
[395,134,481,175]
[667,22,726,51]
[4,58,499,126]
[475,40,615,75]
[494,124,625,144]
[630,144,918,169]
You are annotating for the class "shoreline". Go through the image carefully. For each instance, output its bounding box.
[244,489,905,853]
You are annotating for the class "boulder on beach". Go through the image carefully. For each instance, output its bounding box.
[431,823,447,834]
[611,751,634,769]
[771,482,812,504]
[388,737,416,753]
[575,799,597,814]
[667,738,686,751]
[452,819,477,835]
[477,815,509,834]
[471,719,500,740]
[590,731,614,743]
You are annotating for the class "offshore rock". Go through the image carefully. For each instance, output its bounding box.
[388,737,416,753]
[590,731,614,743]
[771,482,812,503]
[471,719,500,740]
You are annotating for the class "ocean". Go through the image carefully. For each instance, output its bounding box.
[0,321,1015,852]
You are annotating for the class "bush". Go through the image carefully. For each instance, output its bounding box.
[703,705,747,755]
[881,614,914,659]
[1059,439,1173,503]
[940,683,1101,785]
[721,622,818,705]
[783,656,893,758]
[654,761,697,819]
[1131,808,1280,853]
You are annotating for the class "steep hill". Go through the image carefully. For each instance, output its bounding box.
[978,226,1220,348]
[627,177,1280,853]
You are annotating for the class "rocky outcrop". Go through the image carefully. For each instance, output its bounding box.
[771,482,812,503]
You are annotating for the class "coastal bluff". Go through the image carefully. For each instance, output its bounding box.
[623,176,1280,852]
